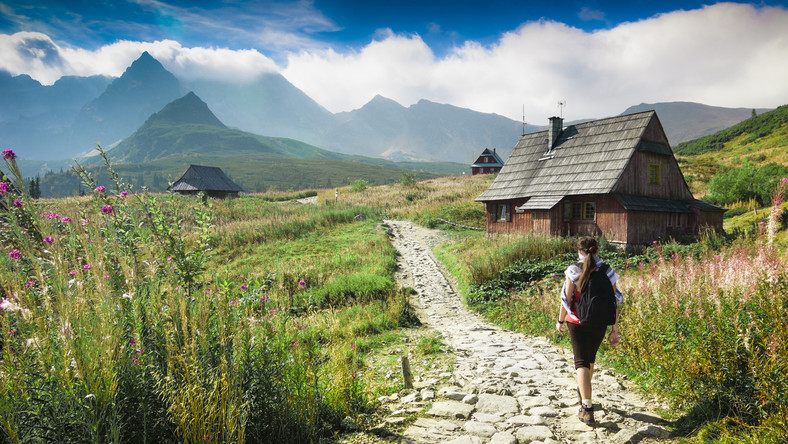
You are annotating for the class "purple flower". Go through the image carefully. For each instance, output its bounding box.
[82,219,90,226]
[241,284,248,290]
[2,149,16,160]
[48,213,60,219]
[25,280,35,288]
[8,249,21,260]
[94,185,105,193]
[43,237,54,244]
[83,263,91,270]
[61,216,71,223]
[292,341,299,346]
[298,279,306,287]
[101,204,113,215]
[68,270,76,277]
[120,191,128,197]
[782,177,788,183]
[652,240,658,245]
[229,299,240,306]
[760,221,767,226]
[0,182,8,193]
[8,329,16,335]
[13,199,22,208]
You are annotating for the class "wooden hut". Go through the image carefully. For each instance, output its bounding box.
[475,111,724,247]
[471,148,505,175]
[169,165,243,199]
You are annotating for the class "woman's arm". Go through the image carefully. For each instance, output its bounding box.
[556,277,575,333]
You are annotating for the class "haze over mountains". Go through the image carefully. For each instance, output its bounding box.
[0,51,772,172]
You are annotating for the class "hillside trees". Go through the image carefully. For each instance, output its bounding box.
[707,163,788,205]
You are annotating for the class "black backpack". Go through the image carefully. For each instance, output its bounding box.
[573,262,617,326]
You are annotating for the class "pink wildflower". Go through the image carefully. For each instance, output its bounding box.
[94,185,105,193]
[61,216,71,223]
[298,279,306,286]
[8,249,21,259]
[43,237,53,244]
[783,177,788,183]
[13,199,22,208]
[101,204,113,214]
[229,299,240,306]
[2,149,16,160]
[351,344,356,350]
[8,329,16,335]
[25,280,35,288]
[0,182,7,194]
[167,256,172,262]
[82,219,89,226]
[120,191,128,197]
[241,284,248,290]
[83,263,91,270]
[292,341,299,346]
[68,270,76,277]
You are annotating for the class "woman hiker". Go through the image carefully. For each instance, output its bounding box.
[555,236,622,425]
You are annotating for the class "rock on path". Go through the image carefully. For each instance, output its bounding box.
[383,220,671,444]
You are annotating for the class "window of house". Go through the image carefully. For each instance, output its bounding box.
[667,213,672,227]
[572,202,582,220]
[676,213,681,227]
[648,163,662,186]
[563,201,572,221]
[583,202,595,220]
[496,204,510,221]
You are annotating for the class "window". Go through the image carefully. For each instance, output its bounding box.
[648,163,661,186]
[676,214,681,227]
[563,201,572,221]
[496,204,510,221]
[583,202,595,220]
[572,202,582,220]
[667,213,672,227]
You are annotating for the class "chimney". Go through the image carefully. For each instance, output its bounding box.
[493,148,496,155]
[548,116,563,151]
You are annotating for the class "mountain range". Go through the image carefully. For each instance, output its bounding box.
[1,51,771,175]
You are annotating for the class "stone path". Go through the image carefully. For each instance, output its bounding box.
[381,220,671,444]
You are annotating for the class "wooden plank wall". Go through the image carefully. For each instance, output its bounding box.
[594,195,627,243]
[614,151,693,200]
[626,212,669,245]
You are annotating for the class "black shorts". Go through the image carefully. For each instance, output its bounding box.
[567,322,608,369]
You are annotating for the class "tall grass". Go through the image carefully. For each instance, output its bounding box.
[0,149,411,442]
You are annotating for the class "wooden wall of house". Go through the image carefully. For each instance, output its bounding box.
[626,211,669,245]
[698,210,725,233]
[533,210,561,236]
[485,199,530,233]
[594,195,627,243]
[614,151,693,200]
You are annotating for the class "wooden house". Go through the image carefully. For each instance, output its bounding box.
[471,148,505,175]
[475,111,724,247]
[169,165,243,198]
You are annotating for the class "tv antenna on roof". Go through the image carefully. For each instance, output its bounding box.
[522,104,527,136]
[557,100,566,118]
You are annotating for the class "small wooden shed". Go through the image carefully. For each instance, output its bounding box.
[169,165,243,198]
[475,111,725,247]
[471,148,505,175]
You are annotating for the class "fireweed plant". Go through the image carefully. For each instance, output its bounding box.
[0,147,382,443]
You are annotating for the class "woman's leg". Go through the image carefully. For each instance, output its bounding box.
[577,363,594,401]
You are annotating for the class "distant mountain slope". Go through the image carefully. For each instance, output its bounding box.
[622,102,771,146]
[323,96,533,163]
[72,52,183,151]
[105,92,337,164]
[0,71,111,159]
[185,73,336,145]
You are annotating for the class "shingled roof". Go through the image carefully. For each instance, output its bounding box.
[170,165,243,193]
[476,111,660,202]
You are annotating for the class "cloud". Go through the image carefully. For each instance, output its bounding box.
[283,3,788,120]
[0,32,279,84]
[2,3,787,121]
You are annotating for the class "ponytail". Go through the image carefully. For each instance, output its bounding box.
[576,237,599,291]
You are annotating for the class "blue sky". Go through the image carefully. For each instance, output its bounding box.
[1,1,788,120]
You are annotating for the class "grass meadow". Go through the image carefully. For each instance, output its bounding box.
[2,146,788,444]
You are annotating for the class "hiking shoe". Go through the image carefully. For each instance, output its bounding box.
[578,405,595,425]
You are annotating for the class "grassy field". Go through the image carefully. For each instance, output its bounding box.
[2,145,788,443]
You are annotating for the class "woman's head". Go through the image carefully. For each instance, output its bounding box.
[576,236,599,291]
[576,236,599,256]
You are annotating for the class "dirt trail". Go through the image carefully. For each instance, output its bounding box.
[382,220,672,444]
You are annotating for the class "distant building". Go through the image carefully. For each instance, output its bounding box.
[169,164,243,199]
[475,111,725,247]
[471,148,505,175]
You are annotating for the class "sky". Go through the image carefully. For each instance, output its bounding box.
[1,0,788,121]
